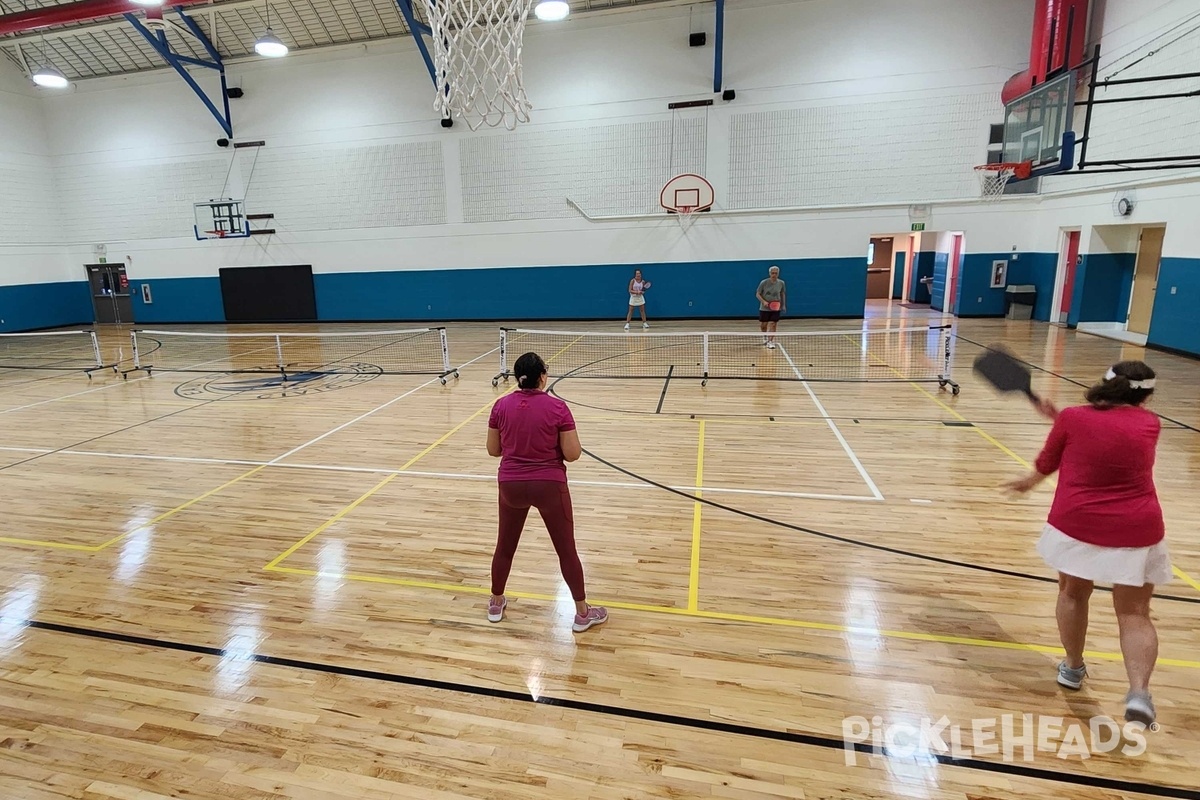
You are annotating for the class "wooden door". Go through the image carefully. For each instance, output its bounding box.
[1127,227,1164,335]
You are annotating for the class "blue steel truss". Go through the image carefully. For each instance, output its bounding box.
[395,0,437,87]
[125,7,233,137]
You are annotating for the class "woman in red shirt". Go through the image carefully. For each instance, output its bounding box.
[1007,360,1169,727]
[486,352,608,632]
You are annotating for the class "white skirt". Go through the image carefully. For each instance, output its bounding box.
[628,294,646,307]
[1037,524,1173,587]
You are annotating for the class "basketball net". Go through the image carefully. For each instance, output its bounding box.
[420,0,535,131]
[974,162,1031,200]
[676,206,697,231]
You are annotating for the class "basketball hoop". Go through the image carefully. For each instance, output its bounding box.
[420,0,535,131]
[660,174,714,231]
[974,162,1032,200]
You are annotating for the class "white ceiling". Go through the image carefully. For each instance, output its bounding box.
[0,0,684,81]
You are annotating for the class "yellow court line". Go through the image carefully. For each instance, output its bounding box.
[1173,566,1200,593]
[92,464,269,551]
[0,465,268,553]
[265,565,1200,670]
[907,380,1034,468]
[264,392,509,571]
[0,535,98,552]
[687,420,705,611]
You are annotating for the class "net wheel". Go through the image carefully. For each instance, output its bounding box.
[492,378,499,387]
[952,385,961,396]
[440,377,448,386]
[701,379,708,388]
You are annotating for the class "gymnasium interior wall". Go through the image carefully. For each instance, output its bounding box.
[0,0,1197,356]
[0,64,90,331]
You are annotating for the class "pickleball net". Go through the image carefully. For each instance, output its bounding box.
[493,325,957,391]
[0,330,112,374]
[127,327,457,382]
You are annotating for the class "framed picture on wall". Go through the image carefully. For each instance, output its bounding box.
[990,259,1008,289]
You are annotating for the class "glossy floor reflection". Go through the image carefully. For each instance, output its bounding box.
[0,308,1198,799]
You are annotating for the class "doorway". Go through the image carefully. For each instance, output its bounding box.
[866,237,894,299]
[1127,227,1164,335]
[944,233,963,315]
[86,263,134,324]
[1053,229,1081,324]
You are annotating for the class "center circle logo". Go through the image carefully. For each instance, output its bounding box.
[174,362,382,400]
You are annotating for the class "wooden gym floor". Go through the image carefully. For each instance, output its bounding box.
[0,308,1198,799]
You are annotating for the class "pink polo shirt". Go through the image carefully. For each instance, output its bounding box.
[1034,404,1164,548]
[488,389,576,483]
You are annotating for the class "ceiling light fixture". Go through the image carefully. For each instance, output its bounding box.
[534,0,570,21]
[254,3,289,57]
[31,64,69,88]
[128,0,166,7]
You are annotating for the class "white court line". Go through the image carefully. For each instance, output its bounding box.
[777,343,884,501]
[267,347,499,465]
[3,445,878,502]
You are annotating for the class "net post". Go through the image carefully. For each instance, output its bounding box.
[701,333,710,384]
[493,328,510,387]
[439,327,451,375]
[934,325,960,395]
[85,331,104,377]
[274,335,286,379]
[121,330,143,379]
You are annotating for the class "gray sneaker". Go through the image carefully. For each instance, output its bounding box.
[1124,691,1156,727]
[1057,661,1087,690]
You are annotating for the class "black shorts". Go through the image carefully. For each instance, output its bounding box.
[759,310,781,323]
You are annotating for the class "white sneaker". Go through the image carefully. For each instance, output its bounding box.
[642,322,649,329]
[767,341,776,349]
[1125,691,1156,727]
[624,323,630,331]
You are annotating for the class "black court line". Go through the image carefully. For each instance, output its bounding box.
[655,365,674,414]
[545,368,1200,606]
[580,446,1200,606]
[10,617,1197,799]
[955,334,1200,434]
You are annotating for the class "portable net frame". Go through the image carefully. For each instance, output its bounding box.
[974,162,1032,199]
[0,330,113,375]
[125,328,457,383]
[419,0,536,130]
[494,326,958,392]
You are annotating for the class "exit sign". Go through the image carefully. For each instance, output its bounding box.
[911,223,926,231]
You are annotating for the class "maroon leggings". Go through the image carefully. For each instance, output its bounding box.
[491,480,586,601]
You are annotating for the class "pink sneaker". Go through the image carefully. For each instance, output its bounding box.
[572,605,608,632]
[488,596,506,623]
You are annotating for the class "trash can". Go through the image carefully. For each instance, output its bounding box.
[1005,284,1036,320]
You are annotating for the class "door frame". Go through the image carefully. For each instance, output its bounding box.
[1050,227,1083,325]
[945,232,963,316]
[1126,225,1166,335]
[85,263,135,325]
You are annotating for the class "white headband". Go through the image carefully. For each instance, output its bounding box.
[1105,368,1156,389]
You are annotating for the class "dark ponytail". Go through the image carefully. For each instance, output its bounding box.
[514,352,547,390]
[1085,360,1156,407]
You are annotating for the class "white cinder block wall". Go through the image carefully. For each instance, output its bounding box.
[1,0,1197,346]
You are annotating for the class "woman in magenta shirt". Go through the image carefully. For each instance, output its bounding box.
[1007,360,1169,727]
[486,352,608,632]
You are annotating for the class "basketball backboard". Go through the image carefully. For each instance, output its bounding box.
[660,174,715,214]
[194,199,250,241]
[1001,71,1077,178]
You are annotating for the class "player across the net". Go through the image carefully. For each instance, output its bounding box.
[126,327,458,383]
[494,326,959,392]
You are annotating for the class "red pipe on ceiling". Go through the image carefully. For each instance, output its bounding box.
[1002,0,1090,105]
[0,0,214,37]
